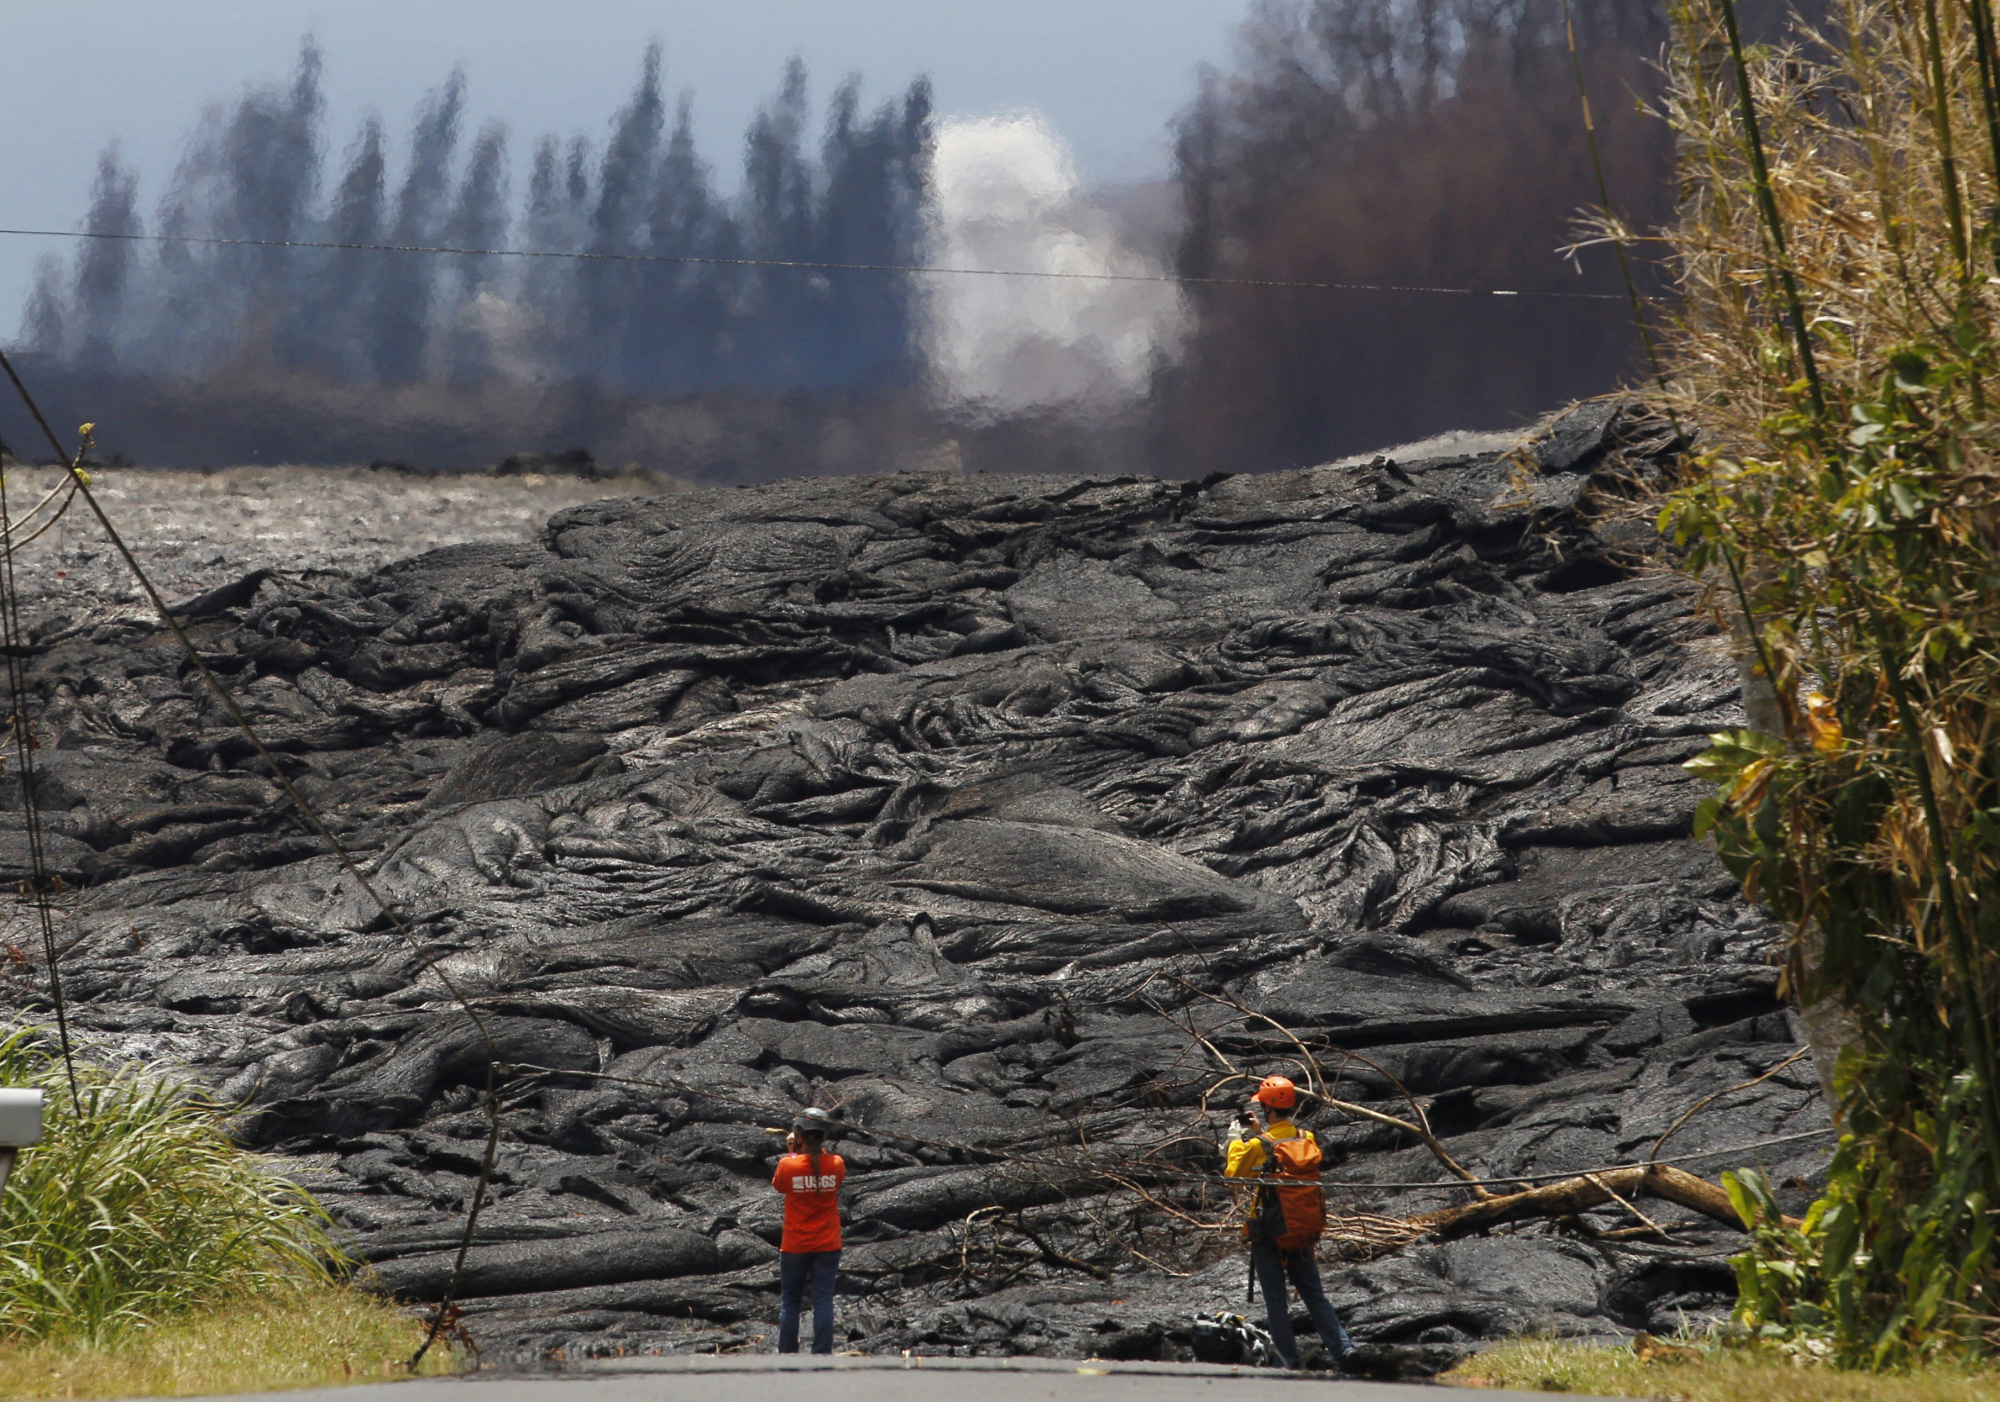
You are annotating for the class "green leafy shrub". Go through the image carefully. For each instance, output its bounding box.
[1654,0,2000,1365]
[0,1029,342,1344]
[1724,1168,1832,1341]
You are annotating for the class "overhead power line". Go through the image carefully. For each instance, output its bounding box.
[0,225,1637,302]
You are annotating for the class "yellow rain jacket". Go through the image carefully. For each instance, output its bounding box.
[1224,1117,1313,1177]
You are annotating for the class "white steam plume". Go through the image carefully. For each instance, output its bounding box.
[923,113,1184,419]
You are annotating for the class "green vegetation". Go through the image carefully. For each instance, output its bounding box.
[1445,1336,2000,1402]
[0,1029,452,1395]
[0,1286,447,1400]
[1647,0,2000,1368]
[0,1029,337,1343]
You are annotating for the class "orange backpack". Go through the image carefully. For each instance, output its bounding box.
[1244,1132,1325,1251]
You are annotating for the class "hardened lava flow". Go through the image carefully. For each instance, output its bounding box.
[4,402,1825,1370]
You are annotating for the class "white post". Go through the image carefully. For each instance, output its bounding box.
[0,1088,45,1199]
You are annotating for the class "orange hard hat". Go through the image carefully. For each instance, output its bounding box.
[1253,1075,1298,1110]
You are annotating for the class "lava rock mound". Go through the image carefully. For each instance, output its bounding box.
[11,405,1827,1368]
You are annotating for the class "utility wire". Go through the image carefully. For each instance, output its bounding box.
[519,1060,1836,1193]
[0,399,78,1108]
[0,342,508,1370]
[0,225,1640,303]
[1323,1127,1840,1192]
[0,348,490,1035]
[517,1058,1818,1177]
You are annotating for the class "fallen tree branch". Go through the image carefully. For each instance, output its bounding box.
[1584,1171,1668,1237]
[1155,972,1496,1197]
[1325,1047,1510,1198]
[1002,1213,1114,1280]
[1411,1162,1800,1236]
[1323,1210,1430,1261]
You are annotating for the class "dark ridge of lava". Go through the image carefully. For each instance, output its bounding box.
[6,404,1827,1371]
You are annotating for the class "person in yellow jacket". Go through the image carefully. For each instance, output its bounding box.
[1223,1075,1355,1371]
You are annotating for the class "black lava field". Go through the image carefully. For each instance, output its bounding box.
[7,404,1827,1370]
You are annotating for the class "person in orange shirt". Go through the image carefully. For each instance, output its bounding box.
[771,1107,846,1355]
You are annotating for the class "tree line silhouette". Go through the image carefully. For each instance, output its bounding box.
[1154,0,1676,472]
[22,41,932,400]
[9,3,1804,476]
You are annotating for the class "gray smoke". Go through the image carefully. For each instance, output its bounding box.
[923,112,1184,419]
[438,120,512,382]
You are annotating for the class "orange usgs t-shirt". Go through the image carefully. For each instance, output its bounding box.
[772,1152,846,1253]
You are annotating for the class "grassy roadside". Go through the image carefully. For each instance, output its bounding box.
[0,1031,458,1396]
[1443,1338,2000,1402]
[0,1284,453,1400]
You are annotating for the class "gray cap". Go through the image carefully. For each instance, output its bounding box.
[792,1107,836,1134]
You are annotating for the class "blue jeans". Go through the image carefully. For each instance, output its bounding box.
[778,1249,840,1354]
[1251,1239,1353,1369]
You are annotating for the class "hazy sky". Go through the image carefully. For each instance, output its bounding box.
[0,0,1251,323]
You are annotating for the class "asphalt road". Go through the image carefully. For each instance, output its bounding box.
[151,1356,1591,1402]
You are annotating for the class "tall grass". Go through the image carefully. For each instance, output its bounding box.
[0,1029,342,1344]
[1647,0,2000,1366]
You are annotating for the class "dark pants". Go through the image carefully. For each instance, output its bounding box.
[1251,1239,1353,1369]
[778,1249,840,1355]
